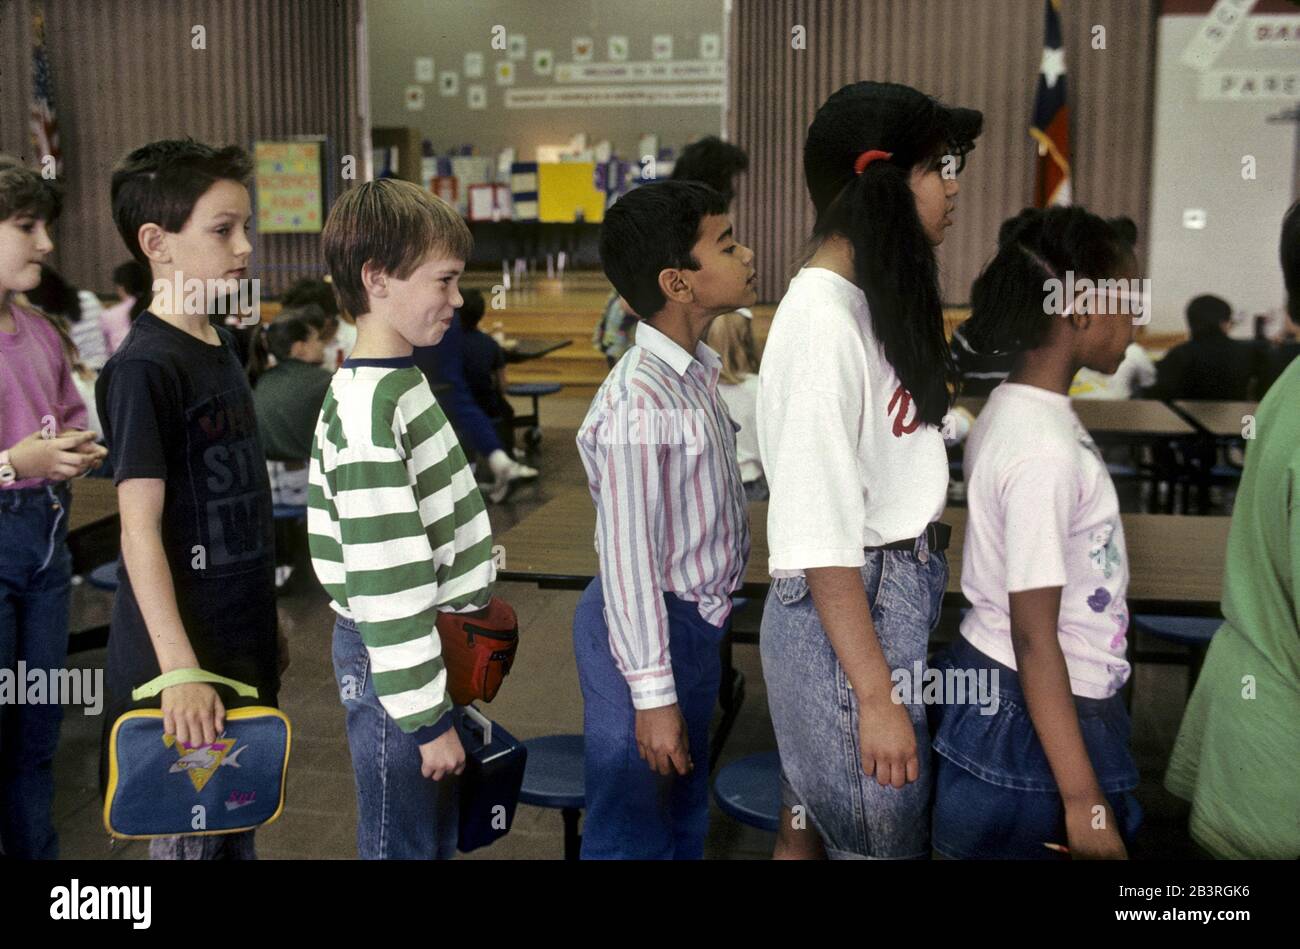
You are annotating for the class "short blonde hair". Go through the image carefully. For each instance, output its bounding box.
[706,310,760,385]
[322,179,472,317]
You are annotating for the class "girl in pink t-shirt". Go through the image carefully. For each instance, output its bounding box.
[0,155,106,859]
[931,207,1144,860]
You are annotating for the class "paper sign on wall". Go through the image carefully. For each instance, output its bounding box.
[700,33,721,59]
[608,35,629,61]
[254,140,323,234]
[404,85,425,111]
[467,84,487,109]
[464,52,484,78]
[440,71,458,96]
[508,34,527,60]
[533,49,553,75]
[495,61,515,86]
[573,36,594,61]
[538,162,605,223]
[415,57,434,82]
[652,35,673,61]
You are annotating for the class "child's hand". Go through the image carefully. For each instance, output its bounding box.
[635,704,691,776]
[1064,800,1128,859]
[8,428,100,481]
[857,695,919,788]
[161,682,226,748]
[419,726,466,781]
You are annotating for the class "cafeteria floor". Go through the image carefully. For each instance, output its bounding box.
[55,391,1204,860]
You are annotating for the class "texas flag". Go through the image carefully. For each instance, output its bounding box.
[1030,0,1071,207]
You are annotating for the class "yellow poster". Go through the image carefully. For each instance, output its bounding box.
[537,162,604,223]
[255,141,323,233]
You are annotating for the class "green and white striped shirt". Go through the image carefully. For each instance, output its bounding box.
[308,358,494,738]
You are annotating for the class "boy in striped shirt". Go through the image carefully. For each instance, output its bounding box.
[575,181,757,858]
[309,181,495,859]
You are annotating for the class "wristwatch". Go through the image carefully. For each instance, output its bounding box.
[0,449,15,486]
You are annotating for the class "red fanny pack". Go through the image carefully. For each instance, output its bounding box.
[436,597,519,705]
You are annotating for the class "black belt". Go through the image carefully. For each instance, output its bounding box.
[868,522,951,554]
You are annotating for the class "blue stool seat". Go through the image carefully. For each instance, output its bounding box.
[1133,614,1220,646]
[713,750,781,833]
[273,504,307,521]
[87,561,119,592]
[507,382,562,397]
[518,734,585,810]
[518,734,585,859]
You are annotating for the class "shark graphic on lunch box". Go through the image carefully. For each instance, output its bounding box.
[103,669,291,839]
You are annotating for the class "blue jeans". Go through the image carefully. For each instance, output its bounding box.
[331,614,459,859]
[929,635,1142,859]
[760,539,947,859]
[573,578,725,859]
[0,483,72,860]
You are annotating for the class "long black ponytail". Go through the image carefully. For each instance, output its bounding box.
[804,82,982,426]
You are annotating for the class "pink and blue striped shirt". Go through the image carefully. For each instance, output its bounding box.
[577,321,750,710]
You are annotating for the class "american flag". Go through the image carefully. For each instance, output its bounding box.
[30,6,61,175]
[1030,0,1071,207]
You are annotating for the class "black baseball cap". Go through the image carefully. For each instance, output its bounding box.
[804,81,983,215]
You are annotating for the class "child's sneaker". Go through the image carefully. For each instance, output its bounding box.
[487,451,538,503]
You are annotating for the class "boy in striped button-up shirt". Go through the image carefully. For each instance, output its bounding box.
[575,181,756,859]
[309,180,494,860]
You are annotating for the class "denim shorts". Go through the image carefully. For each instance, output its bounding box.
[929,635,1143,859]
[760,536,947,859]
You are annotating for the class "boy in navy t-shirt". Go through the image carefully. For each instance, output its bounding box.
[96,139,283,860]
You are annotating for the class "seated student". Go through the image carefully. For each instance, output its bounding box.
[704,307,766,500]
[411,307,537,503]
[309,180,495,860]
[249,303,332,502]
[249,304,333,593]
[574,180,755,859]
[932,207,1143,860]
[1148,294,1261,400]
[100,260,151,356]
[457,288,516,451]
[1164,201,1300,859]
[1258,308,1300,396]
[281,276,356,370]
[97,139,283,860]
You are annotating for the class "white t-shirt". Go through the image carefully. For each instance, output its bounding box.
[1071,342,1156,400]
[718,373,762,483]
[758,267,948,576]
[959,383,1131,698]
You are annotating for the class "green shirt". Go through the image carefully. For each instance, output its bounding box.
[307,360,495,737]
[1165,356,1300,859]
[253,358,334,461]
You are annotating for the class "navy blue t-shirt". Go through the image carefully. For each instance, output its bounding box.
[461,326,507,415]
[95,313,279,717]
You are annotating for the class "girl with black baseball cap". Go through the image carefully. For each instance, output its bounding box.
[757,81,981,859]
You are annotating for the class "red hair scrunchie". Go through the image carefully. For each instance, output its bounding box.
[853,149,894,175]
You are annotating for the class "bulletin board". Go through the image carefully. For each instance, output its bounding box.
[254,139,325,233]
[537,162,605,223]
